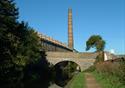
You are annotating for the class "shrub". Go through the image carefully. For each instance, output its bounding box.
[84,65,96,72]
[119,59,125,84]
[95,58,125,85]
[94,51,104,64]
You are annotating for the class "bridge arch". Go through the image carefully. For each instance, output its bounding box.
[54,60,81,72]
[47,57,95,71]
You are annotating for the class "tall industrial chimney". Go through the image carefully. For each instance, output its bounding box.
[68,8,74,49]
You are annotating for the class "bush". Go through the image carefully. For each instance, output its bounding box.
[93,70,125,88]
[119,59,125,84]
[95,58,125,85]
[94,51,104,64]
[84,65,96,72]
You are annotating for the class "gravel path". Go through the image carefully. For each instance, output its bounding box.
[85,73,101,88]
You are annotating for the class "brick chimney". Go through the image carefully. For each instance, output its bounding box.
[68,8,74,49]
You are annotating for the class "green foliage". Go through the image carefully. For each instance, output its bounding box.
[94,58,125,87]
[62,62,78,78]
[0,0,18,23]
[84,65,96,72]
[24,51,52,80]
[94,51,104,64]
[0,0,42,83]
[66,72,85,88]
[85,52,104,72]
[93,71,125,88]
[119,59,125,84]
[0,0,19,82]
[68,62,78,73]
[15,25,41,65]
[0,0,54,88]
[86,35,105,52]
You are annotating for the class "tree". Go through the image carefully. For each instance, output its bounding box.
[0,0,19,82]
[0,0,41,83]
[86,35,105,52]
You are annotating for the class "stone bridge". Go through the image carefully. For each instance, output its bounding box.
[46,51,116,71]
[46,52,98,71]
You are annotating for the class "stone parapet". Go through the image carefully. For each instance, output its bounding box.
[46,52,98,59]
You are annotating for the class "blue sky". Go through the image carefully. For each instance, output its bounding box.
[15,0,125,54]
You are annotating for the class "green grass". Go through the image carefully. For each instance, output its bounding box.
[66,72,85,88]
[92,71,125,88]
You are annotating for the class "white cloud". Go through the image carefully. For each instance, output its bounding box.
[110,49,115,54]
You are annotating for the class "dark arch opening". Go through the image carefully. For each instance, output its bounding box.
[52,61,81,87]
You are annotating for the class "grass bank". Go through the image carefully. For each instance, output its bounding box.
[92,71,125,88]
[65,72,85,88]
